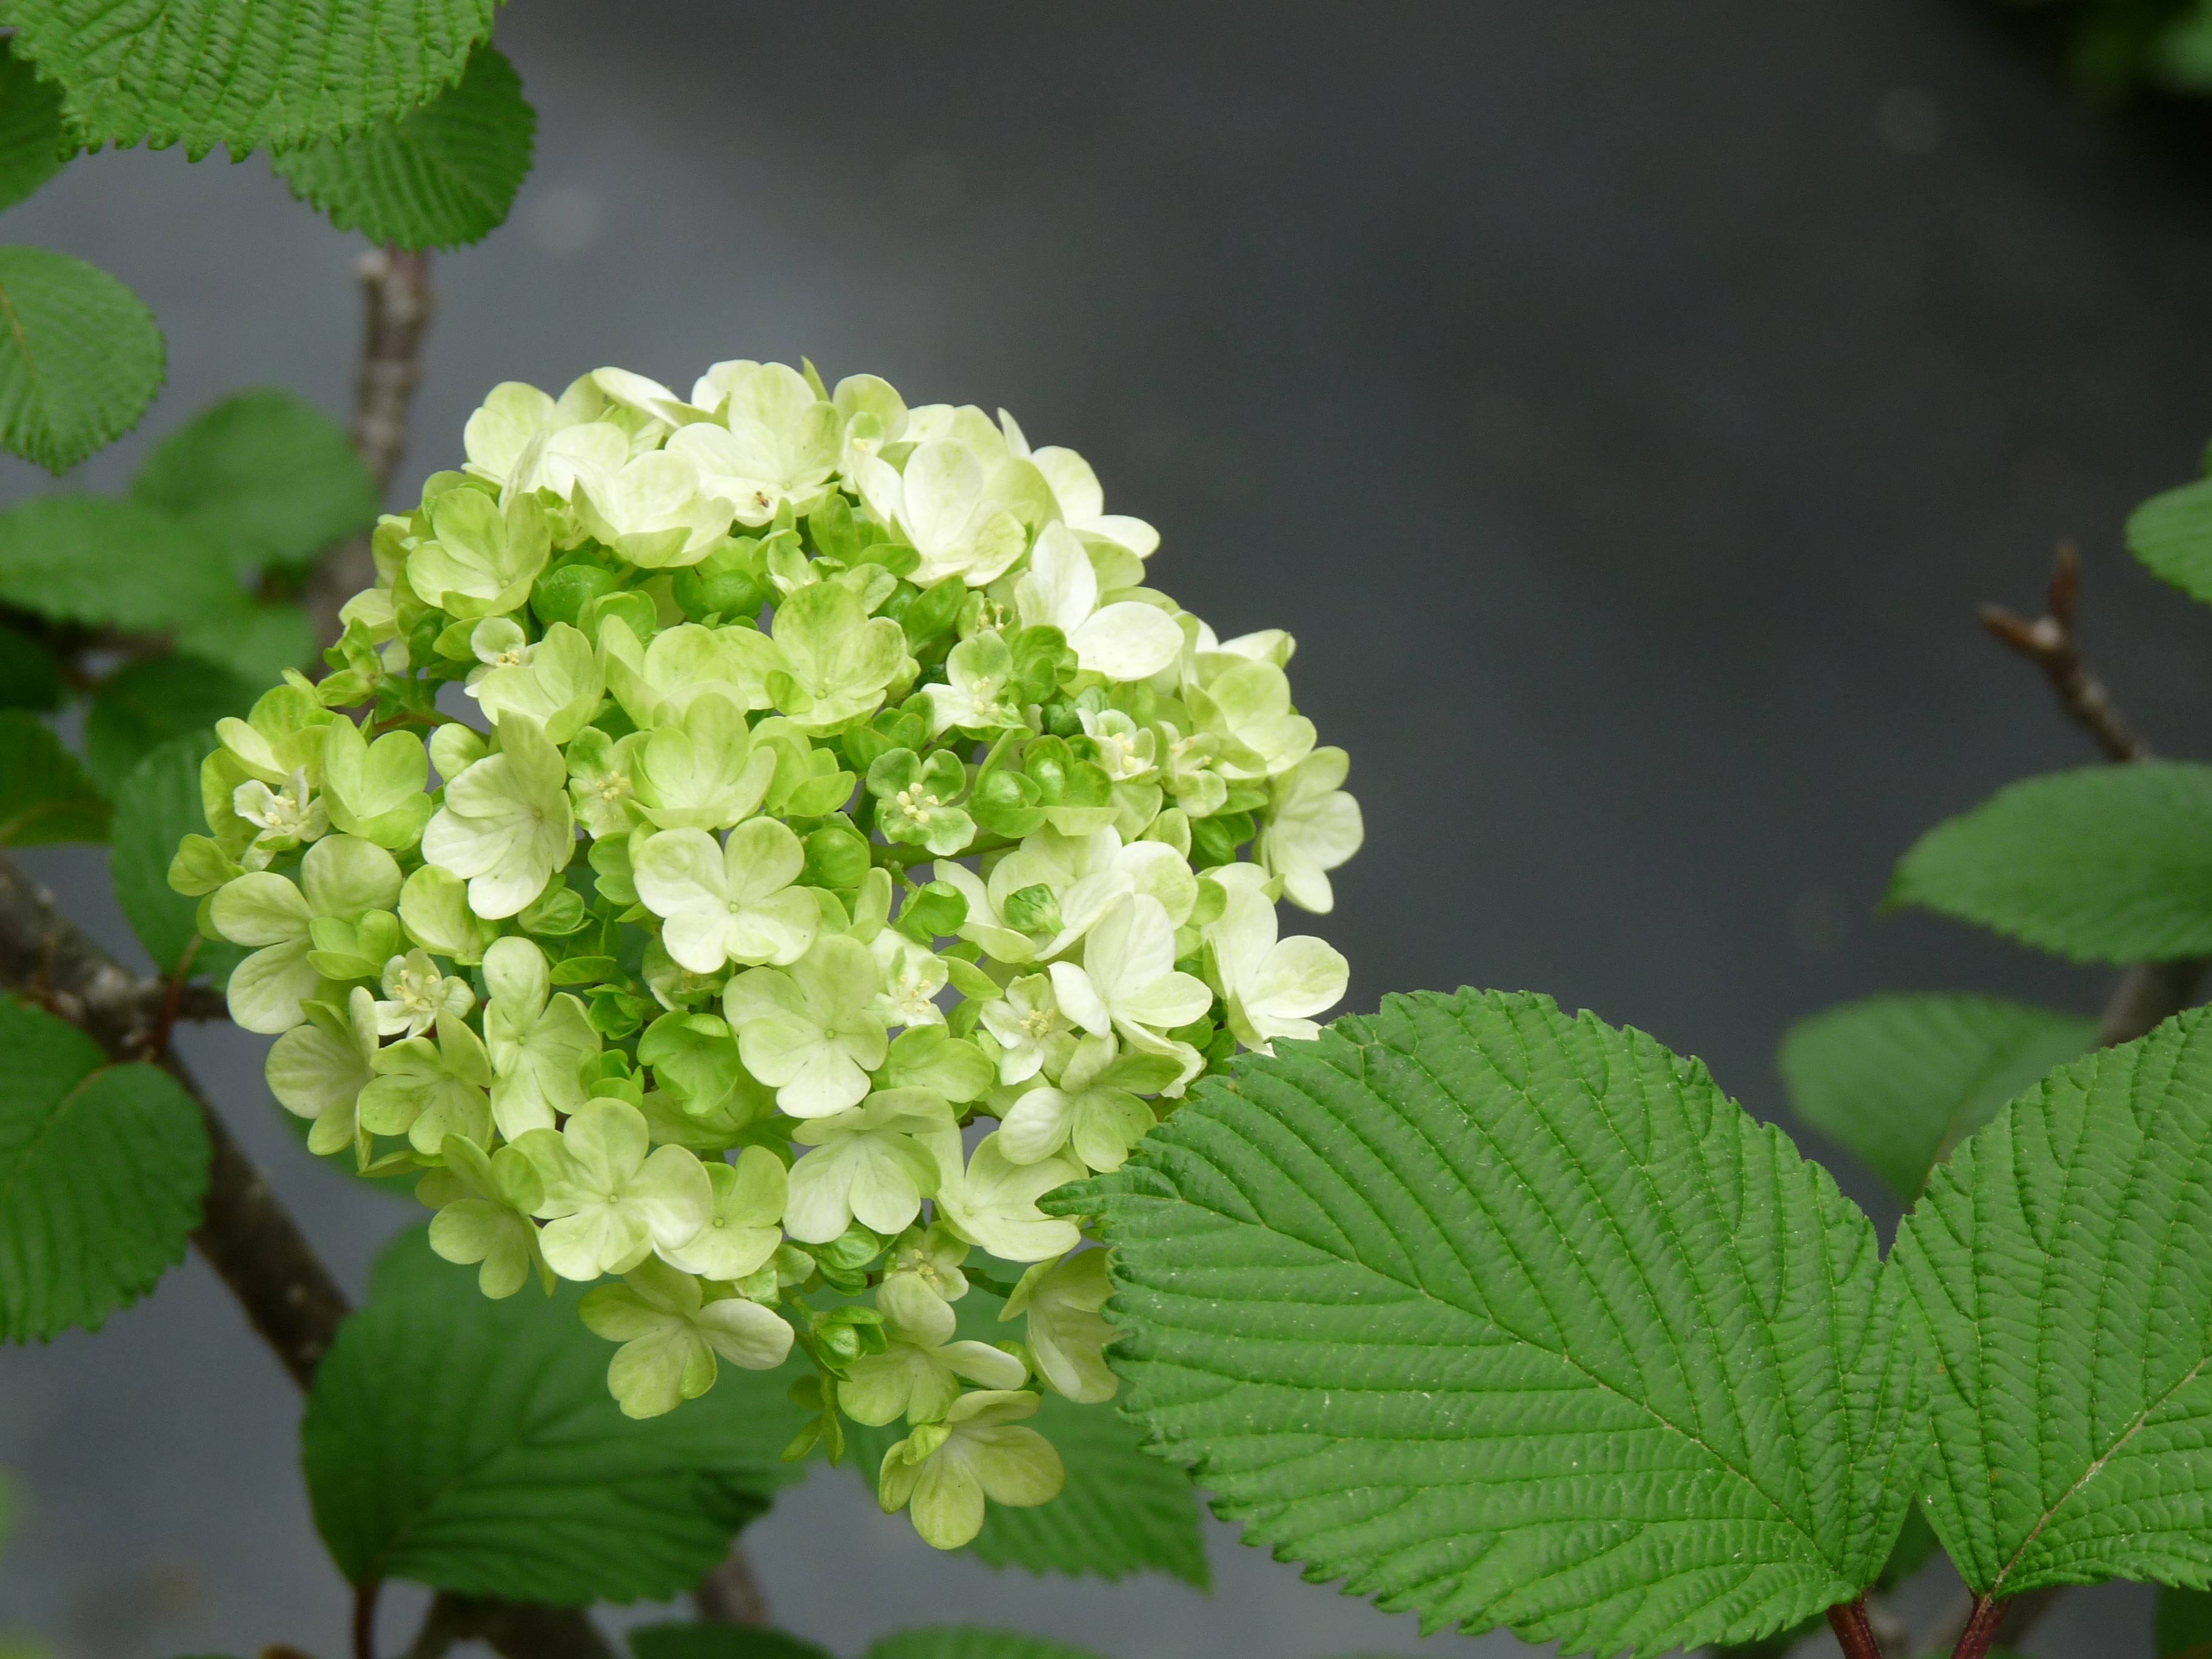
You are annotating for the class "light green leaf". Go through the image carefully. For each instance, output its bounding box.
[111,728,243,978]
[865,1633,1105,1659]
[0,246,163,474]
[0,709,109,843]
[1894,1005,2212,1598]
[85,654,256,796]
[301,1225,806,1604]
[0,495,235,631]
[1778,993,2097,1201]
[1059,988,1918,1659]
[0,997,209,1340]
[177,600,316,686]
[2,0,497,159]
[270,43,534,251]
[2161,1586,2212,1658]
[132,387,378,573]
[1889,762,2212,964]
[629,1626,836,1659]
[0,46,70,212]
[2129,477,2212,605]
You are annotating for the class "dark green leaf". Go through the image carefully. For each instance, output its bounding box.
[0,45,70,212]
[1894,1005,2212,1598]
[0,246,164,474]
[2,0,497,159]
[1889,762,2212,964]
[865,1632,1105,1659]
[85,654,255,796]
[0,620,64,711]
[0,709,108,843]
[302,1227,808,1604]
[0,495,237,631]
[2160,1586,2212,1658]
[132,387,378,573]
[110,728,241,978]
[1060,989,1918,1658]
[2130,478,2212,605]
[1778,993,2097,1201]
[177,600,315,686]
[0,997,209,1340]
[270,43,535,251]
[629,1626,836,1659]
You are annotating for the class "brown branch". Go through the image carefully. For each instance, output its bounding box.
[403,1595,616,1659]
[1948,1593,2011,1659]
[694,1539,772,1626]
[1826,1598,1883,1659]
[1978,540,2148,763]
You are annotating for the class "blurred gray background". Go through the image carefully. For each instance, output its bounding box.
[2,1,2208,1654]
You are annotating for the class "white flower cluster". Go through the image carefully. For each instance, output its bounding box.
[170,360,1363,1549]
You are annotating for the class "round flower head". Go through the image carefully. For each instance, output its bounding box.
[178,357,1363,1549]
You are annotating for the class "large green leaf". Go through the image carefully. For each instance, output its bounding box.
[866,1635,1105,1659]
[84,654,255,796]
[2162,1586,2212,1658]
[176,600,316,686]
[1,0,498,159]
[1889,762,2212,964]
[0,709,109,843]
[0,495,238,631]
[0,997,209,1340]
[302,1227,807,1605]
[2130,477,2212,605]
[1057,988,1918,1659]
[110,728,241,979]
[270,42,534,251]
[0,246,164,474]
[132,387,378,574]
[1892,1005,2212,1598]
[0,45,70,212]
[1778,993,2098,1201]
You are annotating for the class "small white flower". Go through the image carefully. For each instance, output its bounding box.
[841,1272,1027,1426]
[1004,1247,1119,1404]
[374,947,475,1039]
[634,818,820,974]
[877,1389,1065,1549]
[1203,865,1349,1053]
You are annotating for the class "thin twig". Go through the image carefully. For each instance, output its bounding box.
[695,1539,773,1626]
[354,1581,381,1659]
[1825,1598,1883,1659]
[1948,1594,2010,1659]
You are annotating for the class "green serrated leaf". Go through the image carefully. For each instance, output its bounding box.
[2161,1585,2212,1658]
[84,654,255,796]
[629,1626,837,1659]
[0,709,109,843]
[1,0,497,159]
[2129,477,2212,605]
[1779,993,2098,1201]
[132,387,378,573]
[1059,988,1919,1659]
[1894,1005,2212,1599]
[0,496,235,631]
[865,1634,1105,1659]
[1889,762,2212,964]
[0,46,70,212]
[302,1226,808,1604]
[110,728,240,979]
[176,600,316,686]
[0,997,209,1340]
[0,246,164,474]
[270,42,534,251]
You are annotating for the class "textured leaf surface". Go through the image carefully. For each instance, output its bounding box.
[1894,1005,2212,1597]
[270,43,534,250]
[0,997,209,1340]
[0,246,163,473]
[629,1627,836,1659]
[1889,763,2212,964]
[866,1633,1105,1659]
[2130,478,2212,605]
[0,710,109,843]
[85,654,254,795]
[303,1227,806,1604]
[111,729,240,978]
[1779,993,2097,1201]
[1059,988,1917,1659]
[0,47,70,212]
[2,0,497,158]
[132,388,377,572]
[0,495,238,631]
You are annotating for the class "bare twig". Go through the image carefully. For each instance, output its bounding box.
[695,1539,773,1626]
[354,1581,382,1659]
[1825,1599,1883,1659]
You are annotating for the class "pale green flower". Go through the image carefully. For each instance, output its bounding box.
[724,934,889,1118]
[1258,746,1364,914]
[870,928,948,1030]
[868,748,973,857]
[1047,893,1212,1068]
[580,1255,794,1418]
[423,1133,551,1299]
[214,683,335,787]
[512,419,631,502]
[1204,865,1349,1053]
[591,365,711,431]
[921,631,1023,737]
[407,487,551,618]
[658,1145,786,1279]
[577,451,733,569]
[831,371,908,477]
[358,1007,494,1154]
[481,936,601,1138]
[265,985,380,1158]
[665,362,840,526]
[212,834,403,1033]
[421,715,576,920]
[1003,1247,1118,1404]
[1185,653,1315,780]
[929,1129,1084,1262]
[877,1389,1064,1549]
[565,726,643,839]
[600,617,780,728]
[977,974,1078,1085]
[463,380,572,486]
[884,1219,971,1303]
[634,819,819,973]
[854,440,1027,588]
[842,1272,1027,1426]
[783,1087,953,1244]
[517,1099,716,1281]
[997,1035,1171,1172]
[374,947,475,1038]
[231,766,327,866]
[1029,444,1158,561]
[765,580,908,733]
[1013,524,1181,682]
[398,864,491,965]
[1078,708,1159,785]
[429,721,486,783]
[629,693,779,831]
[321,720,432,850]
[468,620,605,745]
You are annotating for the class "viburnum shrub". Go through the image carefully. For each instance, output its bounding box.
[7,11,2212,1659]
